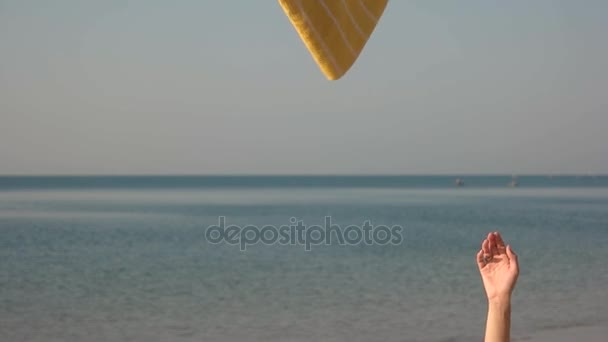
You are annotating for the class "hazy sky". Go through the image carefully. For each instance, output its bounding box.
[1,1,607,175]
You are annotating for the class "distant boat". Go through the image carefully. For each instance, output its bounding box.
[455,178,464,187]
[508,177,519,188]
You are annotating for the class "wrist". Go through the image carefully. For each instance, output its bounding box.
[488,295,511,309]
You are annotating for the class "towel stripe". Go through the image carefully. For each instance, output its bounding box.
[318,0,356,57]
[357,0,379,23]
[340,0,367,40]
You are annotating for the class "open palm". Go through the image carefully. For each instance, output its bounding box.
[476,232,519,301]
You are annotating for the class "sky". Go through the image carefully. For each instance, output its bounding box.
[1,0,607,175]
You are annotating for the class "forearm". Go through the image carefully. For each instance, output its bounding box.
[484,297,511,342]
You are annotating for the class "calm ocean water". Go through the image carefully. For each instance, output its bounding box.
[1,176,607,342]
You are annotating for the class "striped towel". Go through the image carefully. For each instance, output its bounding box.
[279,0,388,80]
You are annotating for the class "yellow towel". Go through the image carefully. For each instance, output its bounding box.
[279,0,388,80]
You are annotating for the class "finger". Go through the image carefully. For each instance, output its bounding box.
[476,249,485,270]
[482,239,492,259]
[506,245,519,271]
[488,233,498,256]
[494,231,506,248]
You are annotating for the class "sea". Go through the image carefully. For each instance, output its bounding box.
[1,175,607,342]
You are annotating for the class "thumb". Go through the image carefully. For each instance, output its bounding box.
[506,245,519,270]
[476,249,485,270]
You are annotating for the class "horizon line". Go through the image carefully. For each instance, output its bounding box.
[0,173,606,177]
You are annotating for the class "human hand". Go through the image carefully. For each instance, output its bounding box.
[476,232,519,304]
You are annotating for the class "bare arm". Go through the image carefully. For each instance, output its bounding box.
[476,232,519,342]
[485,297,512,342]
